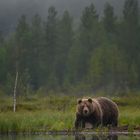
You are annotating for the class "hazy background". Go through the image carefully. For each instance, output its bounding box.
[0,0,125,34]
[1,0,138,96]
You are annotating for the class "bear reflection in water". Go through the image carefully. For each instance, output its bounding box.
[75,135,118,140]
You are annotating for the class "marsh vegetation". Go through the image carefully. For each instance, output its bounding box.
[0,95,140,133]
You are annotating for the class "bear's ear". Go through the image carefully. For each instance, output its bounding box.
[88,98,92,103]
[77,99,82,104]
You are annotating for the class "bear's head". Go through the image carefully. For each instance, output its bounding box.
[77,98,94,116]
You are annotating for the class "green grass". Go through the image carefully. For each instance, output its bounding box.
[0,111,75,132]
[119,107,140,126]
[0,95,76,133]
[0,95,140,133]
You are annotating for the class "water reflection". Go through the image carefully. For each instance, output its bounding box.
[75,135,118,140]
[1,134,140,140]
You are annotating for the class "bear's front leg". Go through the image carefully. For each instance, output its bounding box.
[75,119,79,129]
[75,113,84,129]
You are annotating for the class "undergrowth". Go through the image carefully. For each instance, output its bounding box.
[0,95,140,133]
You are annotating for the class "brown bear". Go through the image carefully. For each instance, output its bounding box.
[75,97,119,129]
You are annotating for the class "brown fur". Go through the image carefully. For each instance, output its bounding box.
[75,97,119,129]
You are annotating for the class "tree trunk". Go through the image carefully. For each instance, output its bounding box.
[13,71,18,112]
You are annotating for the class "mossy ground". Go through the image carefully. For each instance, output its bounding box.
[0,95,140,133]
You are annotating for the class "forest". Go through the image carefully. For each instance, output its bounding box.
[0,0,140,97]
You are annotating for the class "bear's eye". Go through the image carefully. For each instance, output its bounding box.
[85,104,90,108]
[80,105,84,109]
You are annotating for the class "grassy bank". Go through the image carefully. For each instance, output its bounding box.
[0,95,140,133]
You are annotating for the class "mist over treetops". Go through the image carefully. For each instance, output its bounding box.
[0,0,139,96]
[0,0,125,34]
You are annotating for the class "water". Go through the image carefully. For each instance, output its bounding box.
[1,134,140,140]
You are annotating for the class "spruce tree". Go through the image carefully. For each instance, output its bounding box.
[15,15,32,94]
[103,2,116,39]
[56,11,74,87]
[122,0,139,60]
[77,3,105,82]
[119,0,139,89]
[44,6,58,88]
[30,14,43,89]
[15,15,31,71]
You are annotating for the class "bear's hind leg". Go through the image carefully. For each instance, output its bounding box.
[111,118,118,127]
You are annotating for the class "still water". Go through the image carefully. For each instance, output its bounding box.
[1,134,140,140]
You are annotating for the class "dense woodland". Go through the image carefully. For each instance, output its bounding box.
[0,0,140,96]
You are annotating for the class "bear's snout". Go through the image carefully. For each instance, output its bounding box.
[84,110,88,113]
[83,106,89,116]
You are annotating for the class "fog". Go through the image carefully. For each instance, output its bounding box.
[0,0,125,34]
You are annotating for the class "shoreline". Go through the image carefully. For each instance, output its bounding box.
[1,127,140,136]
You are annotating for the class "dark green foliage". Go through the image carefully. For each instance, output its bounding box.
[30,14,43,89]
[88,44,128,94]
[122,0,139,59]
[0,46,7,84]
[103,2,117,41]
[74,3,102,82]
[15,15,32,95]
[0,1,140,95]
[44,6,58,89]
[118,0,140,89]
[56,11,74,86]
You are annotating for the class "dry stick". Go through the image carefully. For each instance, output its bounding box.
[13,71,18,112]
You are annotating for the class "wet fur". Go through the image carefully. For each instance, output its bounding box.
[75,97,119,129]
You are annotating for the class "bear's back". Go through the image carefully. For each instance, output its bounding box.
[96,97,119,124]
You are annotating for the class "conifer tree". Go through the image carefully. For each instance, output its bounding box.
[103,2,116,39]
[121,0,139,60]
[15,15,32,94]
[30,14,43,89]
[56,11,74,86]
[44,6,58,88]
[119,0,139,89]
[77,3,105,82]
